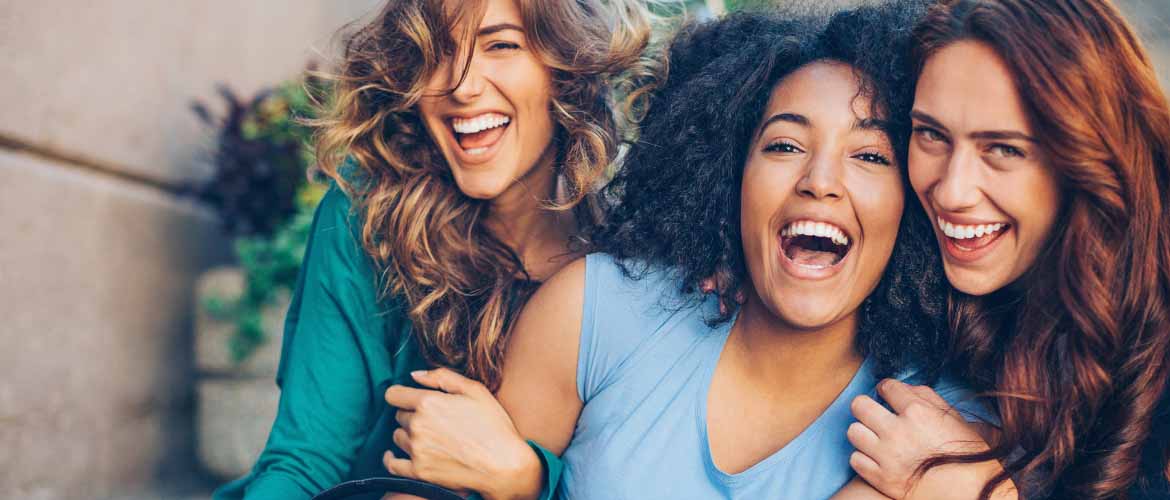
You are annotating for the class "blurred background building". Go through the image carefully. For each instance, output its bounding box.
[0,2,382,498]
[0,0,1167,499]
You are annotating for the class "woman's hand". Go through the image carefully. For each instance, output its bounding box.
[847,379,1016,500]
[383,368,544,500]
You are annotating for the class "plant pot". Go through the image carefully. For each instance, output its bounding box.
[194,266,290,479]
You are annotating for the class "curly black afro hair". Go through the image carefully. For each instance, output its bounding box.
[591,1,947,378]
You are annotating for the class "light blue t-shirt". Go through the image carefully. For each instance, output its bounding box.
[559,253,992,500]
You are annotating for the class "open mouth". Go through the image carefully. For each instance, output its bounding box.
[451,112,510,157]
[780,220,852,270]
[937,216,1010,252]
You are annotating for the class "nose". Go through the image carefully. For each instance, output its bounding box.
[931,147,983,212]
[795,151,844,200]
[448,54,485,104]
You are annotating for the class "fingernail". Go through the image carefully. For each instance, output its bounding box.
[411,370,427,378]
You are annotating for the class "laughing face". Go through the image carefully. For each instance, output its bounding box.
[740,61,904,330]
[417,0,557,201]
[909,41,1062,296]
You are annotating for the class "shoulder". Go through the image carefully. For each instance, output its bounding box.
[314,182,360,234]
[304,182,374,272]
[573,253,717,400]
[290,181,402,330]
[897,367,999,425]
[580,253,690,309]
[312,156,376,244]
[536,255,588,302]
[525,253,679,316]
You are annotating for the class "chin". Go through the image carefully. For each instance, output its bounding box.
[784,313,842,331]
[452,174,512,200]
[943,267,1005,297]
[458,187,504,200]
[767,294,845,331]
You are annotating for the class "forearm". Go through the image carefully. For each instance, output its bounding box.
[905,461,1018,500]
[830,478,895,500]
[476,442,547,500]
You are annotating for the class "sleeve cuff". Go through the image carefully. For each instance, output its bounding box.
[528,440,563,500]
[465,441,562,500]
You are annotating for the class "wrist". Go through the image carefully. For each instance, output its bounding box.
[971,459,1017,500]
[912,459,1015,500]
[479,437,544,500]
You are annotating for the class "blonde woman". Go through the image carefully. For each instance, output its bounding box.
[213,1,653,499]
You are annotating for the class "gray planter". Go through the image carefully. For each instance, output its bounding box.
[194,267,290,479]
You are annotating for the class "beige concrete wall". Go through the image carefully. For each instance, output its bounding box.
[0,1,380,498]
[0,0,381,187]
[0,150,229,500]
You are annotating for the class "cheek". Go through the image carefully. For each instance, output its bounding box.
[1015,168,1062,250]
[739,160,790,238]
[856,175,906,253]
[501,59,554,118]
[907,147,938,204]
[416,99,442,133]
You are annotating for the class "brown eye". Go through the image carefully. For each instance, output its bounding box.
[854,152,892,166]
[763,141,802,154]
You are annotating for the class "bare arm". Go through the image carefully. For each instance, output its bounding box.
[496,257,588,455]
[378,258,587,500]
[831,479,896,500]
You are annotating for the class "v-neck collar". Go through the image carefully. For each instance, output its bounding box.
[695,317,875,484]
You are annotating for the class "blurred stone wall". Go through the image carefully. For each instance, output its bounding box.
[0,1,379,499]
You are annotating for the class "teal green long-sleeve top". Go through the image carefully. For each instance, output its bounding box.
[214,185,562,500]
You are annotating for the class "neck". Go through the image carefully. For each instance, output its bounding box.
[727,288,863,387]
[485,146,576,280]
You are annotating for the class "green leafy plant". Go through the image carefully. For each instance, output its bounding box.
[222,184,325,361]
[192,69,330,363]
[191,70,325,237]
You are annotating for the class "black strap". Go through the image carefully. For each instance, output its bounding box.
[312,477,465,500]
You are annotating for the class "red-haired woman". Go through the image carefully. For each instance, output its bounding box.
[843,0,1170,499]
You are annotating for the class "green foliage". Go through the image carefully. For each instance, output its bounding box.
[191,70,327,237]
[195,69,330,363]
[724,0,774,11]
[208,183,325,362]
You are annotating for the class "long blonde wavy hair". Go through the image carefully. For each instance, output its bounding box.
[311,0,657,390]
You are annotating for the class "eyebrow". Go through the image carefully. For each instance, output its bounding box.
[854,118,888,131]
[911,110,1037,142]
[757,113,887,135]
[478,23,525,36]
[760,113,809,129]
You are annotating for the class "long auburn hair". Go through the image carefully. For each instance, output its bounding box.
[913,0,1170,498]
[310,0,655,390]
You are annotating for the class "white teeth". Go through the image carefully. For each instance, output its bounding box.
[781,220,850,246]
[937,216,1007,240]
[452,113,510,134]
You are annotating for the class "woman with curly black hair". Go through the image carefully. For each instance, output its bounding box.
[383,4,1009,499]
